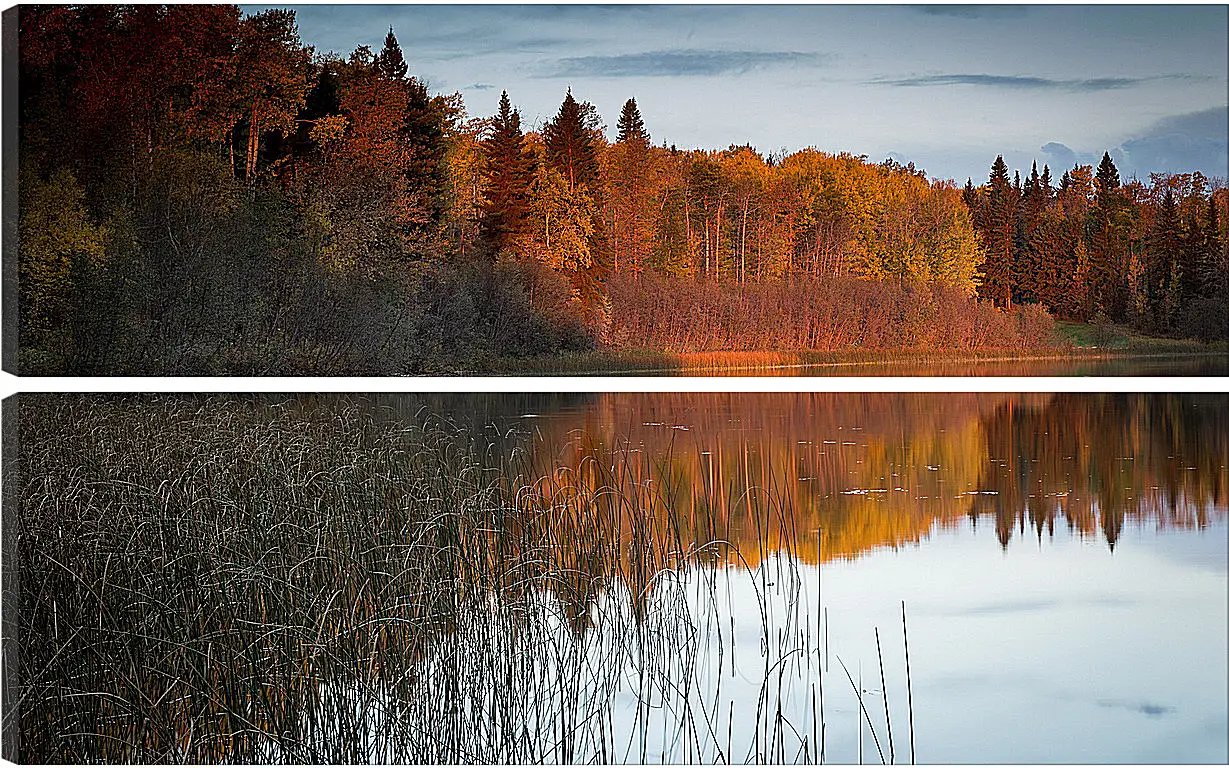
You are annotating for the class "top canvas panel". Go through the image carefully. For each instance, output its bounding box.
[5,4,1227,376]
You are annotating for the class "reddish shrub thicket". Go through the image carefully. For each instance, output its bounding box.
[607,273,1061,352]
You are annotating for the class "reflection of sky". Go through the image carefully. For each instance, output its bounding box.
[241,4,1228,182]
[815,517,1228,763]
[418,517,1227,763]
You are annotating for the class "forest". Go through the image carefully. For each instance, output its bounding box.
[15,6,1229,374]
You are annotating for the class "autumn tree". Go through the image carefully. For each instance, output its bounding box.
[233,9,312,183]
[440,101,490,262]
[478,91,535,260]
[540,89,611,332]
[603,98,662,277]
[977,155,1017,309]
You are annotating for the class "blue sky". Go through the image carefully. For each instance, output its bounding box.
[244,4,1229,184]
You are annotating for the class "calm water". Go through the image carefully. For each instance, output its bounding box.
[622,353,1229,377]
[17,392,1228,763]
[386,392,1228,763]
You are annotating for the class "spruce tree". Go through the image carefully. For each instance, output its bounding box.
[479,91,536,258]
[1203,196,1226,297]
[1015,160,1047,304]
[543,88,610,330]
[544,88,602,192]
[1178,205,1204,302]
[616,98,648,144]
[401,83,448,222]
[1090,151,1127,320]
[978,155,1017,309]
[1094,152,1120,199]
[375,26,408,80]
[1146,189,1182,328]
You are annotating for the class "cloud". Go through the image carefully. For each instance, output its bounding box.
[1035,108,1227,178]
[1097,699,1173,718]
[1118,107,1229,178]
[874,73,1188,92]
[467,83,495,91]
[916,5,1028,19]
[540,49,829,78]
[1039,142,1079,170]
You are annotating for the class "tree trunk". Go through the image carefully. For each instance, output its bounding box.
[245,109,260,184]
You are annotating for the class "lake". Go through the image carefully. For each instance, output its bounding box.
[13,392,1228,763]
[559,352,1229,377]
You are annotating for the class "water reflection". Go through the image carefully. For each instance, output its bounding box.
[16,392,1227,764]
[406,391,1226,563]
[614,353,1229,377]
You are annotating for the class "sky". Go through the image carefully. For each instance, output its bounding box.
[243,3,1229,184]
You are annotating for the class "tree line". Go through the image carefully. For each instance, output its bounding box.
[16,6,1228,374]
[966,154,1228,341]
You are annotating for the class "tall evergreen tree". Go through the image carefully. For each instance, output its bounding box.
[400,92,448,222]
[978,155,1017,309]
[1015,160,1048,304]
[607,98,659,276]
[1089,151,1128,320]
[1094,151,1120,197]
[478,91,535,258]
[1177,204,1204,303]
[1200,194,1226,298]
[616,98,648,144]
[543,88,610,332]
[375,26,408,80]
[1146,189,1182,329]
[544,89,602,192]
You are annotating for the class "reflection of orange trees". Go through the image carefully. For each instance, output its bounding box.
[515,393,1020,572]
[976,393,1229,549]
[514,392,1227,574]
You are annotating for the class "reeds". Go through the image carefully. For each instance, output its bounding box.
[16,394,916,764]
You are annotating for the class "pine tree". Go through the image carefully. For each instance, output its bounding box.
[1200,194,1226,298]
[375,26,408,80]
[963,178,978,211]
[607,98,660,276]
[478,91,536,259]
[1146,189,1182,329]
[544,88,602,192]
[543,88,610,333]
[1178,205,1204,302]
[1015,161,1050,306]
[616,98,648,144]
[1089,151,1128,320]
[1094,151,1120,198]
[977,155,1017,309]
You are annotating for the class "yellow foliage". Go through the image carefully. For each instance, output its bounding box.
[19,168,107,332]
[309,114,349,151]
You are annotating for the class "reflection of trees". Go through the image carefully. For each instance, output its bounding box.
[520,392,1227,572]
[19,392,1226,762]
[520,392,1023,571]
[976,393,1228,549]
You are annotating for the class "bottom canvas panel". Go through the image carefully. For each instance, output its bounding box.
[4,392,1227,764]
